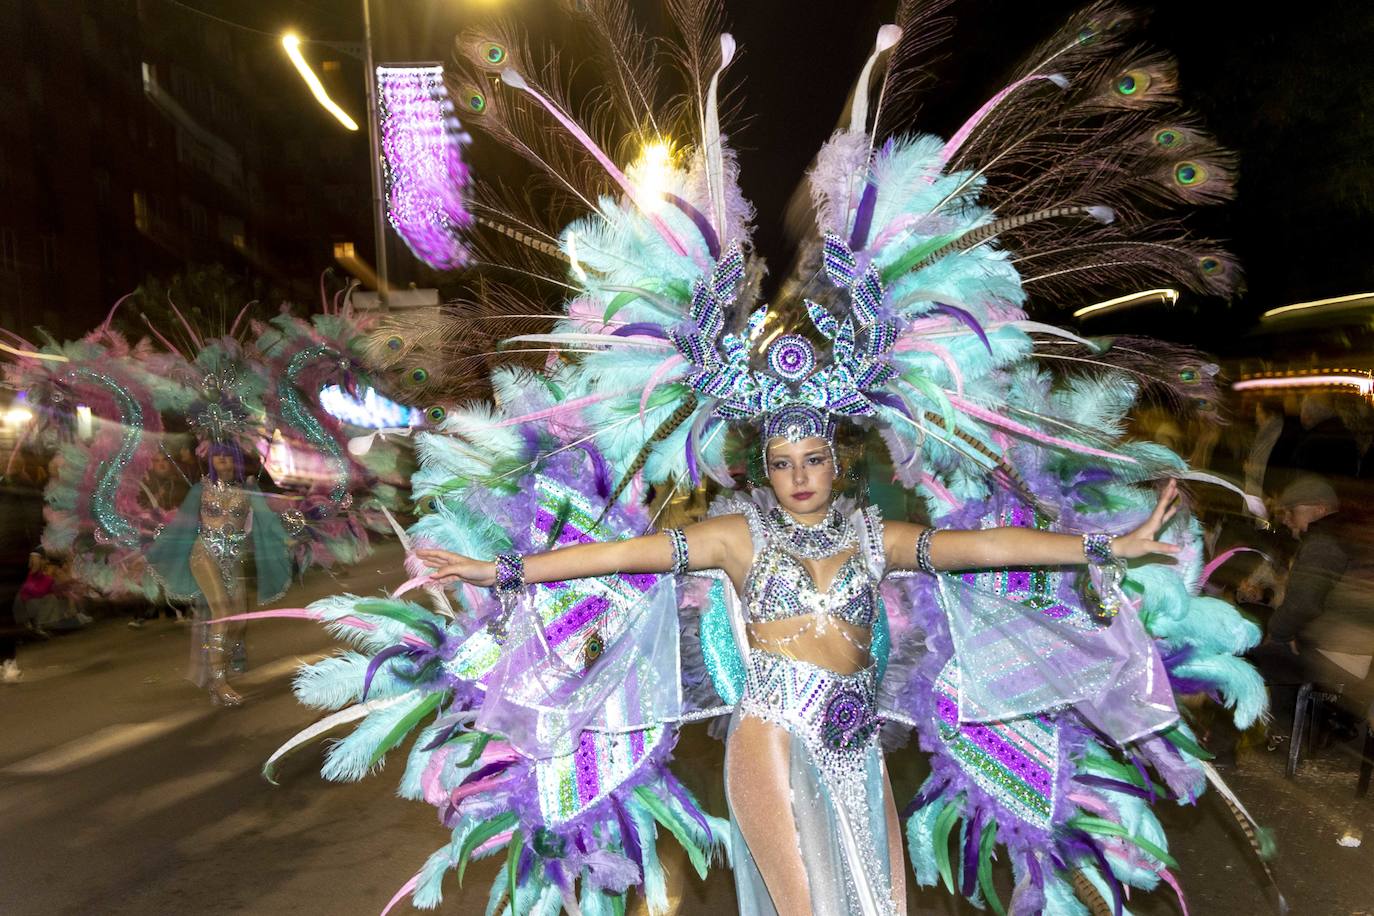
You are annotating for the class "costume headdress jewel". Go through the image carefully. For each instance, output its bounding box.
[670,233,898,442]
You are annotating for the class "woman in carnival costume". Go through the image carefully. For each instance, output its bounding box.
[148,436,292,706]
[418,403,1182,915]
[258,2,1282,914]
[144,353,294,707]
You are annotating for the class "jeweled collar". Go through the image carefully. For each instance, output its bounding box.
[764,503,856,560]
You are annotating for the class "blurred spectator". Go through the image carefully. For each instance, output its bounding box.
[14,550,92,634]
[1252,474,1374,732]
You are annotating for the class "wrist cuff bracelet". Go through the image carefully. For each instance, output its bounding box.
[1082,533,1117,566]
[666,528,690,575]
[493,552,525,592]
[916,527,939,574]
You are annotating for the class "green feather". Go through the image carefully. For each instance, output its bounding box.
[932,801,962,894]
[352,600,441,637]
[457,811,519,884]
[546,496,574,548]
[977,820,1005,916]
[880,230,966,283]
[634,787,709,879]
[1068,815,1178,868]
[453,732,493,767]
[505,828,523,911]
[1160,723,1215,761]
[367,692,444,768]
[901,372,957,436]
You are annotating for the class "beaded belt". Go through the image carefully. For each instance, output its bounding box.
[737,648,882,755]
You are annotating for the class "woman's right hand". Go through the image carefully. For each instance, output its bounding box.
[414,548,497,587]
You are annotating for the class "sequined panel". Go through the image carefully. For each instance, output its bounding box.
[534,725,665,826]
[933,658,1058,831]
[746,550,880,629]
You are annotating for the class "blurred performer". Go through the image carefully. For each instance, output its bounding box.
[147,440,291,706]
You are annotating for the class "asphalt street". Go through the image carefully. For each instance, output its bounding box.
[1,541,1370,915]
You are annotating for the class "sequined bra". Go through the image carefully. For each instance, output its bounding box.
[741,504,885,630]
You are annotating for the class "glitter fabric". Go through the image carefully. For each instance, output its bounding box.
[934,658,1058,830]
[736,648,895,916]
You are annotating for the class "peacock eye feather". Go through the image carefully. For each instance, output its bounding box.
[482,42,506,65]
[417,496,437,514]
[1078,25,1097,44]
[406,367,429,385]
[426,405,446,423]
[1199,256,1222,274]
[1179,368,1199,383]
[386,335,404,351]
[1115,69,1151,96]
[1174,161,1206,186]
[1154,128,1181,148]
[466,89,486,113]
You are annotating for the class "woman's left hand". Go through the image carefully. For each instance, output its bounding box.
[1111,479,1183,560]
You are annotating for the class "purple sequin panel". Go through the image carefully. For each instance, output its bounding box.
[935,693,1054,798]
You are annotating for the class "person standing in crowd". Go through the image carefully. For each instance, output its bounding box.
[1254,474,1374,733]
[0,451,49,684]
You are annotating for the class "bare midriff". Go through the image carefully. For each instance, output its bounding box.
[746,614,873,675]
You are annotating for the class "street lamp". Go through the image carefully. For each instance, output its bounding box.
[282,18,389,303]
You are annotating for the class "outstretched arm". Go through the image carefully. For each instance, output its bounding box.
[415,513,751,587]
[886,480,1182,572]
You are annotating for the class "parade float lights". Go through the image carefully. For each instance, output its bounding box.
[376,65,471,270]
[1072,288,1179,319]
[282,33,359,131]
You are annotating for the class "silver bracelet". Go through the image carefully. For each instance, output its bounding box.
[1082,533,1117,566]
[665,528,689,574]
[916,527,939,574]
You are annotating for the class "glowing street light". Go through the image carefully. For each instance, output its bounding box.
[282,33,359,131]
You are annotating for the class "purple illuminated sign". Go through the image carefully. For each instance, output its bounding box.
[377,65,471,270]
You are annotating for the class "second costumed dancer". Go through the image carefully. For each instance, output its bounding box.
[249,2,1282,915]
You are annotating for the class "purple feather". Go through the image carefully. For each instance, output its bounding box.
[517,844,534,885]
[665,193,721,259]
[519,424,541,460]
[869,390,913,420]
[685,436,700,487]
[611,323,670,340]
[961,810,984,897]
[579,444,612,499]
[1129,753,1157,804]
[610,797,643,872]
[361,644,411,700]
[1072,773,1154,801]
[849,181,878,251]
[458,758,515,789]
[933,303,993,354]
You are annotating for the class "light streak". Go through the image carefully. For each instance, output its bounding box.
[1260,291,1374,321]
[282,33,359,131]
[1072,288,1179,319]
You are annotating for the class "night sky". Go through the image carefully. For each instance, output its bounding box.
[247,0,1374,350]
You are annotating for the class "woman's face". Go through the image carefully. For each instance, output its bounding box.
[765,436,836,516]
[211,452,237,480]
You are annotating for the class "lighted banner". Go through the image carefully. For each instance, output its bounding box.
[377,65,471,270]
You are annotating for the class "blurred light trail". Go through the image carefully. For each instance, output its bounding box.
[1260,291,1374,321]
[1233,372,1374,398]
[282,33,359,131]
[1072,288,1179,319]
